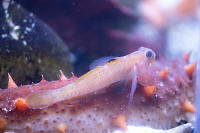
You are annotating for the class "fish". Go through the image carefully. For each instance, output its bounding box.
[25,47,156,108]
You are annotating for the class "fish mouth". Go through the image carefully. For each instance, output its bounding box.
[146,58,155,66]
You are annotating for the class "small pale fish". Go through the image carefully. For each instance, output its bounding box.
[26,47,156,108]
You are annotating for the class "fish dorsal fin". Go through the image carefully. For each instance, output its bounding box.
[89,56,118,70]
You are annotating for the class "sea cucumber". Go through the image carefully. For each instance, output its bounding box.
[0,54,196,133]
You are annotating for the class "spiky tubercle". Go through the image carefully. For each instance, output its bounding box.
[0,71,78,112]
[0,54,197,133]
[7,73,18,88]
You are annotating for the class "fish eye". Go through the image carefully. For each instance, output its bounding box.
[146,50,153,58]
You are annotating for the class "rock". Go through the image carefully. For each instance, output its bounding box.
[0,0,72,88]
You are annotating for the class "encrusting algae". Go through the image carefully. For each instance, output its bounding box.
[0,48,196,133]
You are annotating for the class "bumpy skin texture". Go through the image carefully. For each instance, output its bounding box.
[0,57,195,133]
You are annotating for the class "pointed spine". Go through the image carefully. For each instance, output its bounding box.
[182,52,191,62]
[113,114,127,130]
[143,85,157,98]
[159,68,169,80]
[40,74,47,83]
[184,62,197,77]
[8,73,18,88]
[59,70,68,81]
[71,72,77,79]
[183,99,195,113]
[56,123,67,133]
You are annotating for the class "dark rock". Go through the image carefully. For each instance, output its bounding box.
[0,0,72,88]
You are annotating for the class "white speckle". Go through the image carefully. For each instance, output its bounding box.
[5,19,21,41]
[159,82,164,87]
[2,108,8,113]
[5,12,9,18]
[25,27,31,32]
[31,23,35,28]
[6,49,10,53]
[2,0,10,10]
[3,1,21,40]
[3,0,10,19]
[1,34,8,38]
[22,40,27,46]
[7,18,15,27]
[10,30,19,40]
[154,94,158,98]
[23,19,27,23]
[14,25,20,30]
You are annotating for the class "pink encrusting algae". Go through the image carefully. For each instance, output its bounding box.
[0,52,196,133]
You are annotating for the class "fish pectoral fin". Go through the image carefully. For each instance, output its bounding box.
[128,66,137,107]
[108,80,127,94]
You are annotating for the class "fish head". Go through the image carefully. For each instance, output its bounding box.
[138,47,156,65]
